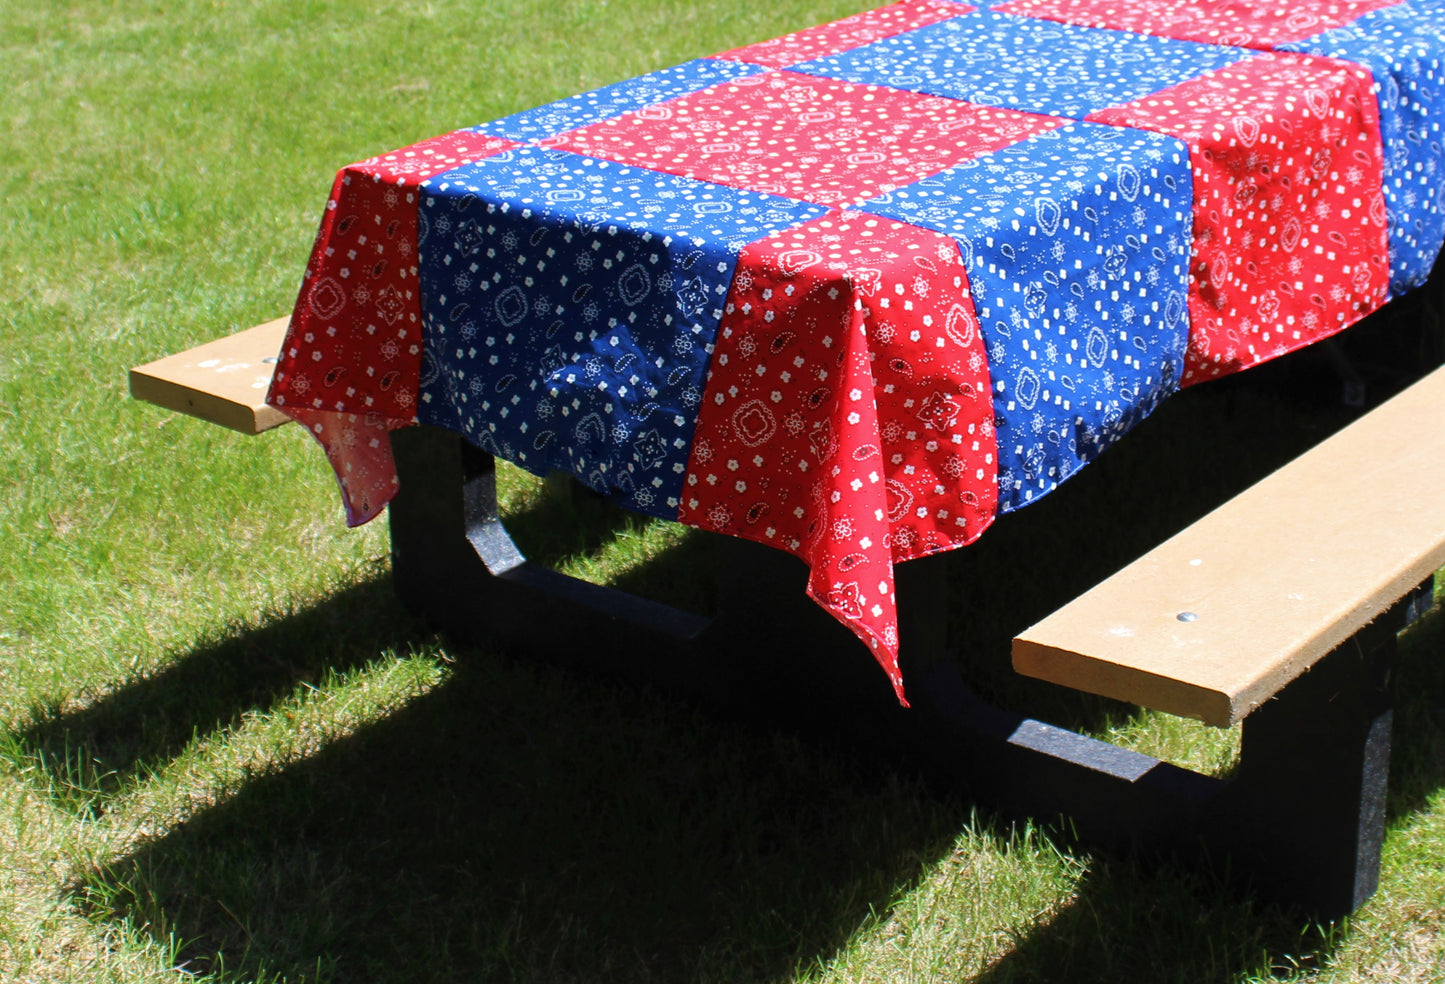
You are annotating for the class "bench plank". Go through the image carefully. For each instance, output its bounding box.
[129,317,291,434]
[1013,365,1445,727]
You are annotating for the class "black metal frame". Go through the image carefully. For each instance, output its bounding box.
[388,423,1430,919]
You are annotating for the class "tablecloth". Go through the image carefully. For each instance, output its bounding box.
[267,0,1445,704]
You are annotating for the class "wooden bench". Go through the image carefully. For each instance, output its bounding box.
[128,316,292,434]
[1013,365,1445,726]
[1007,363,1445,914]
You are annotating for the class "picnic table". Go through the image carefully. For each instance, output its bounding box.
[224,0,1445,914]
[265,0,1444,710]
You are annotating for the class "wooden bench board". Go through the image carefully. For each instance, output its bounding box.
[129,317,291,434]
[1013,364,1445,728]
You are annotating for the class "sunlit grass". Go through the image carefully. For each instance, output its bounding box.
[3,0,1445,981]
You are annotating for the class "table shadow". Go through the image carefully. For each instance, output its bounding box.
[12,574,426,812]
[19,276,1445,981]
[61,594,1445,984]
[11,485,696,809]
[918,600,1445,984]
[68,631,974,983]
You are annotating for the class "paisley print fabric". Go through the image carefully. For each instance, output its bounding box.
[788,11,1251,119]
[716,0,973,68]
[861,122,1195,510]
[269,130,519,523]
[990,0,1401,49]
[550,70,1065,206]
[268,0,1444,703]
[473,59,765,143]
[1089,52,1391,384]
[679,213,997,701]
[1280,0,1445,295]
[414,147,827,517]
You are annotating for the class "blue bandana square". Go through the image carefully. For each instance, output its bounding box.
[415,146,827,518]
[860,122,1195,511]
[791,11,1249,119]
[472,59,763,143]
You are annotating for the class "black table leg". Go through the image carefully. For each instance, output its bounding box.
[387,424,909,710]
[1203,584,1426,916]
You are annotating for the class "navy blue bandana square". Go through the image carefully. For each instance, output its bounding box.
[790,10,1249,119]
[415,146,826,518]
[861,122,1194,511]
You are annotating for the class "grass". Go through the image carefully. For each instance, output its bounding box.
[2,0,1445,980]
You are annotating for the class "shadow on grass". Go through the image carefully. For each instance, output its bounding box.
[933,601,1445,984]
[66,598,1443,984]
[22,290,1445,982]
[63,623,1399,984]
[963,856,1346,983]
[10,571,425,811]
[9,484,712,810]
[1383,602,1445,822]
[72,640,974,983]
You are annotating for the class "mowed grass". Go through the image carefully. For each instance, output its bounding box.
[3,0,1445,981]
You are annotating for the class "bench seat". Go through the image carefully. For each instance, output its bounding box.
[1014,364,1445,727]
[129,316,291,435]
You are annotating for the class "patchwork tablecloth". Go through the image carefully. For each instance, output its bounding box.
[268,0,1445,704]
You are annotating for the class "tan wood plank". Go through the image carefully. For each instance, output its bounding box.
[129,317,291,434]
[1013,364,1445,727]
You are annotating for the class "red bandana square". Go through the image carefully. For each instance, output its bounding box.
[1089,53,1390,384]
[680,211,998,702]
[547,71,1064,207]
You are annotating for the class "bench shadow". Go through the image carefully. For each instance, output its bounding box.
[60,613,1416,984]
[12,573,424,811]
[1383,600,1445,821]
[958,857,1341,983]
[903,601,1445,984]
[25,278,1445,980]
[71,636,976,983]
[10,480,692,810]
[65,598,1443,984]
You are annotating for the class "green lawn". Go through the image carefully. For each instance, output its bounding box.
[3,1,1445,981]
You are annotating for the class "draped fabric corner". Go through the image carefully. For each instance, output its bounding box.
[269,0,1445,702]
